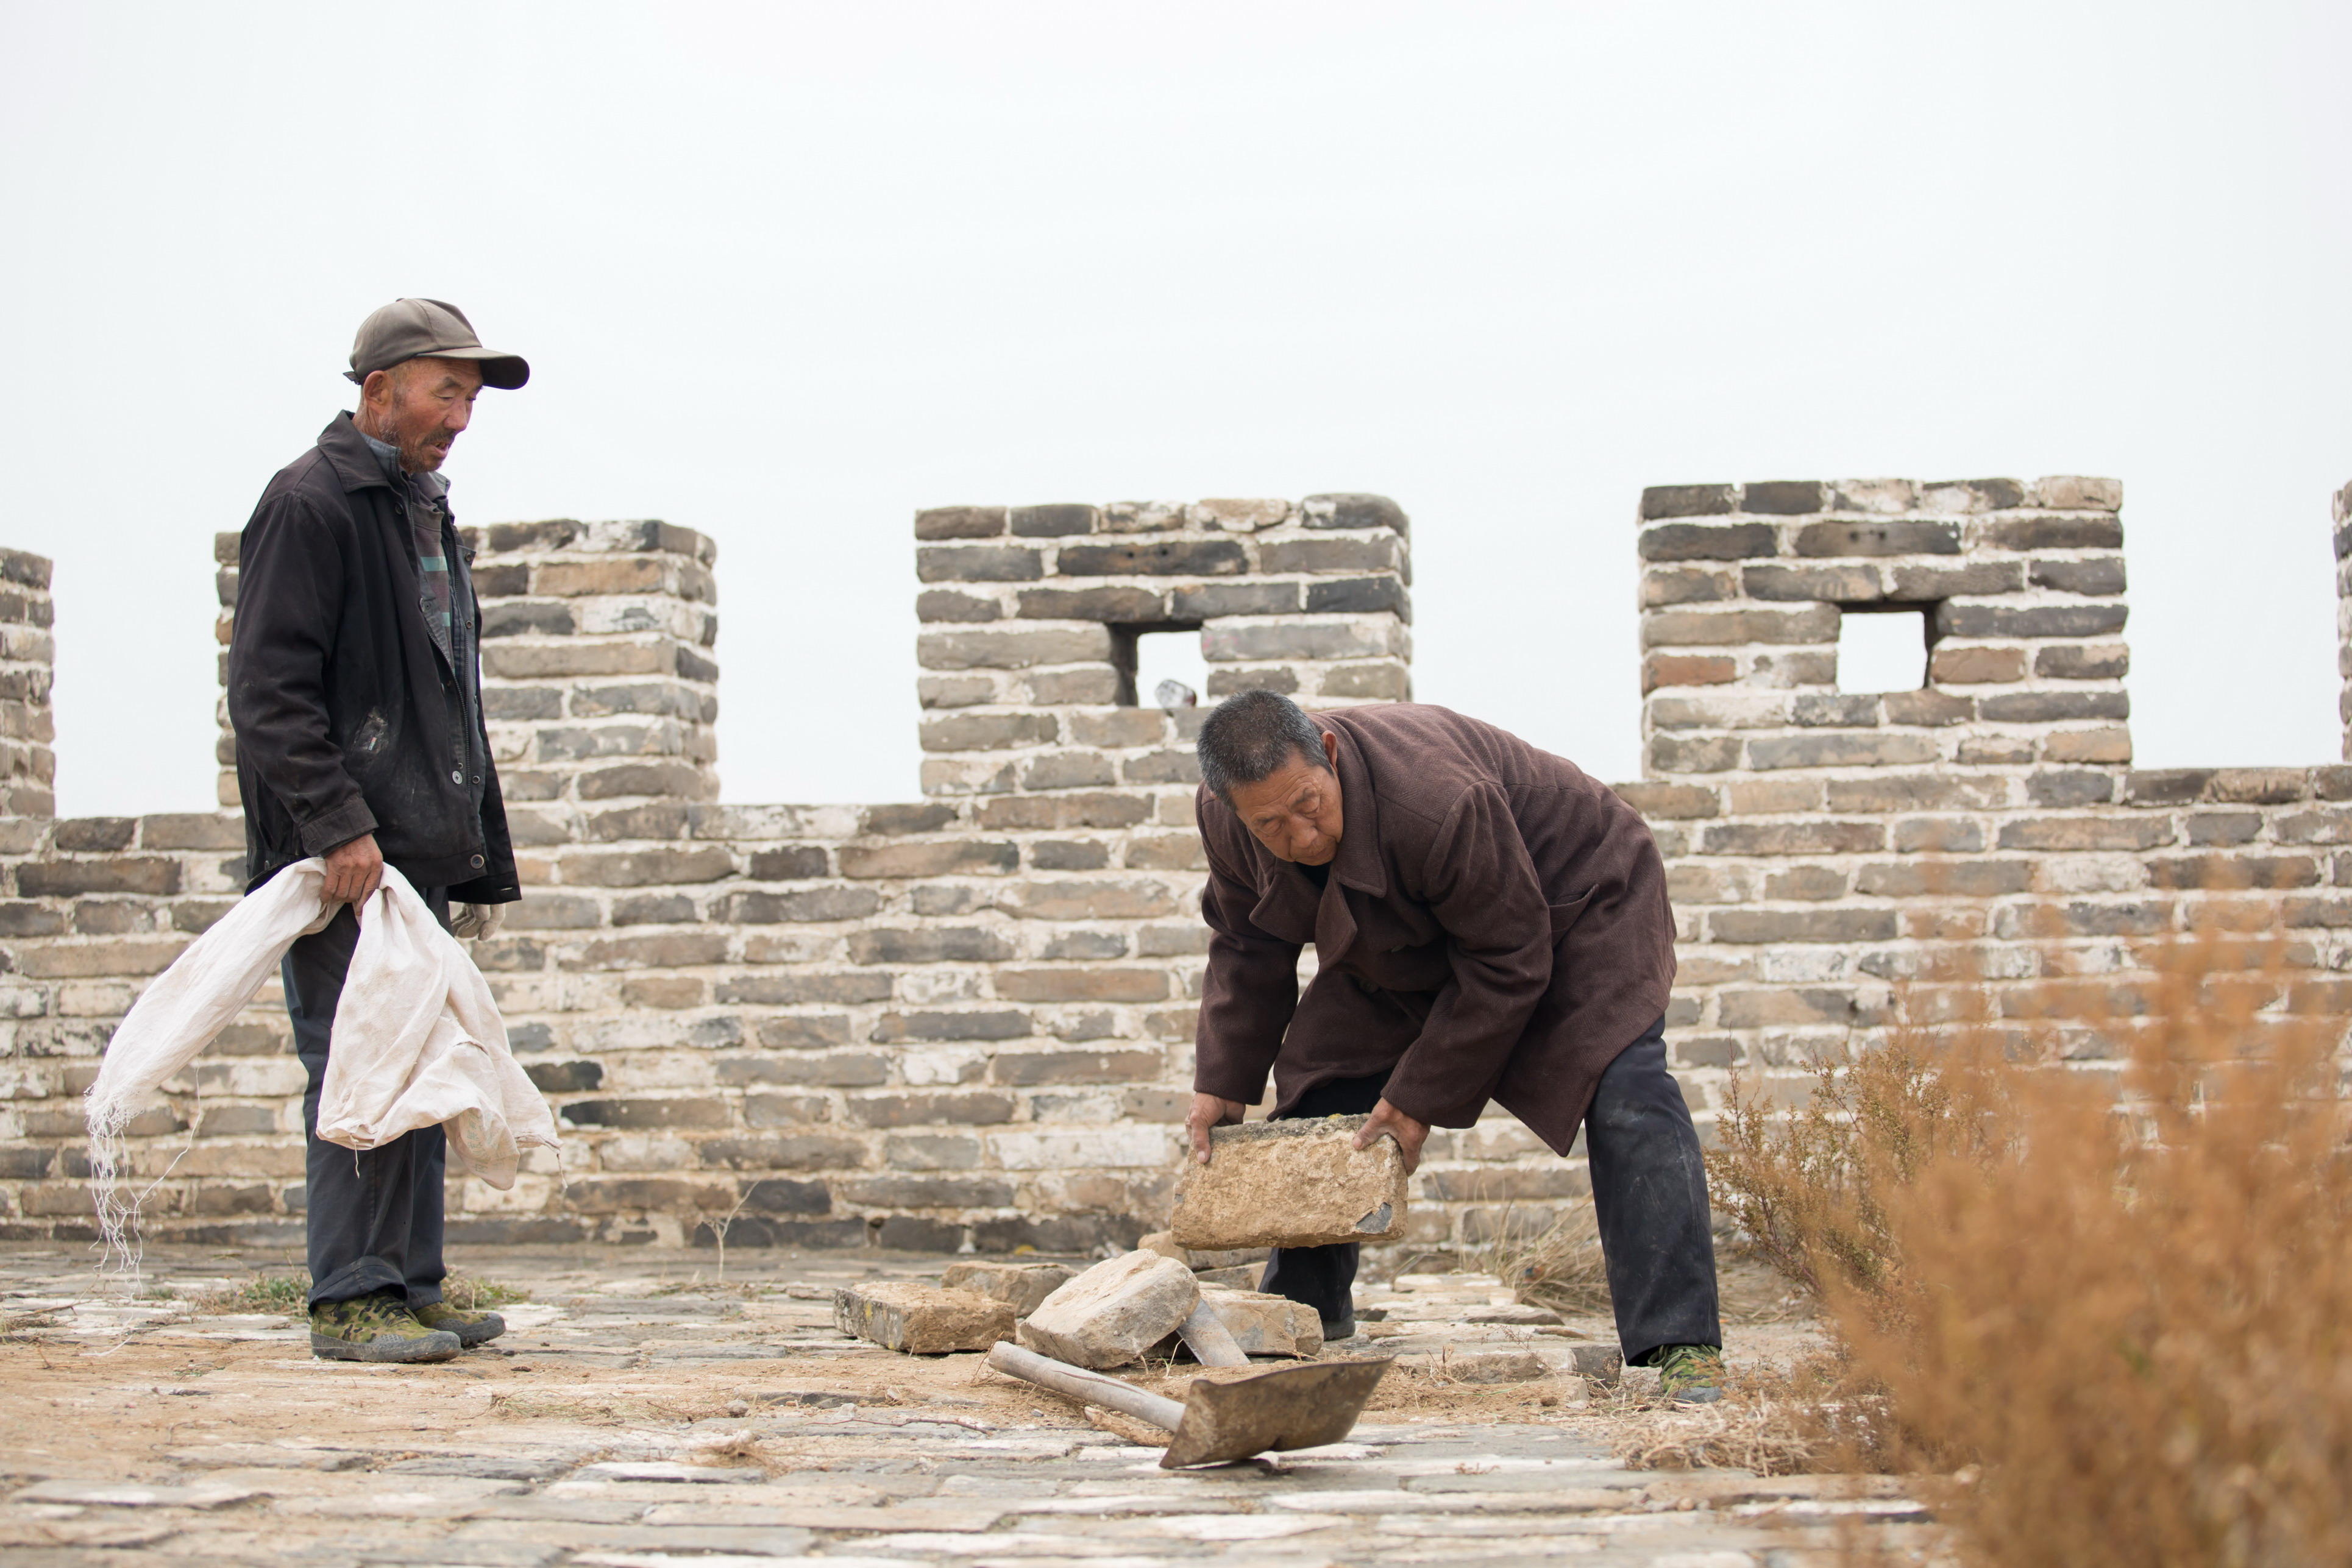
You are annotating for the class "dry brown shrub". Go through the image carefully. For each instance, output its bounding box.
[1488,1200,1611,1315]
[1715,932,2352,1565]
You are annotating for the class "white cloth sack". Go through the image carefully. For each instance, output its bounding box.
[85,860,559,1229]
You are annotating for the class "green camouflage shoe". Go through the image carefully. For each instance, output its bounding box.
[1654,1344,1725,1405]
[414,1300,506,1347]
[309,1293,462,1364]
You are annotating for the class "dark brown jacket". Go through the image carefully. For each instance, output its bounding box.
[1193,703,1675,1154]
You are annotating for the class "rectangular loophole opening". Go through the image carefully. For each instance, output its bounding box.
[1128,627,1209,709]
[1836,606,1930,692]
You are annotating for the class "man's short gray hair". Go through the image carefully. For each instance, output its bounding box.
[1196,690,1329,801]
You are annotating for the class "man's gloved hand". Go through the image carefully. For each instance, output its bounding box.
[1185,1093,1248,1165]
[450,903,506,940]
[1355,1097,1431,1176]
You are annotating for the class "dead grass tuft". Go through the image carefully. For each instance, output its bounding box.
[1710,932,2352,1566]
[1488,1201,1612,1316]
[190,1270,529,1317]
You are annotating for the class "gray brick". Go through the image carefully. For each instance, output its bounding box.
[1642,606,1839,647]
[916,589,1000,623]
[716,972,893,1006]
[915,505,1007,539]
[918,625,1114,670]
[1792,519,1961,557]
[847,927,1014,963]
[1305,576,1409,615]
[872,1009,1031,1042]
[1746,733,1938,770]
[847,1091,1018,1127]
[1170,583,1299,619]
[1639,484,1737,519]
[1010,504,1102,537]
[751,1014,858,1049]
[1699,820,1885,855]
[1057,540,1249,576]
[1638,523,1779,562]
[1935,602,2128,639]
[748,846,830,878]
[918,545,1045,583]
[839,1175,1015,1208]
[1301,492,1409,532]
[918,712,1059,752]
[2037,644,2130,679]
[18,857,180,897]
[721,886,885,923]
[2028,558,2127,595]
[1709,908,1900,943]
[1741,480,1828,515]
[1015,586,1168,621]
[1978,516,2123,551]
[1254,537,1401,575]
[720,1052,889,1087]
[560,1098,732,1130]
[1743,564,1880,601]
[1977,690,2130,723]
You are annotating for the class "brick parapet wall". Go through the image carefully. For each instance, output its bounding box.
[1633,475,2352,1117]
[0,549,55,818]
[9,477,2350,1257]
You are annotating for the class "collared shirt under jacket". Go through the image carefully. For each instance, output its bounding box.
[227,413,517,902]
[1192,703,1677,1155]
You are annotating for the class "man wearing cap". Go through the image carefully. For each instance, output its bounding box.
[228,299,529,1363]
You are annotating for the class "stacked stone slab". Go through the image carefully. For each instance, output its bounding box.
[5,476,2351,1255]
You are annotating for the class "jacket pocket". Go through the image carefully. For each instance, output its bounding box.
[1547,889,1596,936]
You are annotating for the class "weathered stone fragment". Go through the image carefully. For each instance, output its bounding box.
[1199,1286,1323,1357]
[1170,1115,1409,1251]
[940,1260,1076,1319]
[832,1282,1014,1355]
[1016,1250,1199,1369]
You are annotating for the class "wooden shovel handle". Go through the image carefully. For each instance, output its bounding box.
[985,1342,1187,1432]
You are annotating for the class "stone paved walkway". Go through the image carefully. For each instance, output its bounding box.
[1,1244,1938,1567]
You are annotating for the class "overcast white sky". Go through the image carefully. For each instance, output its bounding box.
[4,1,2347,817]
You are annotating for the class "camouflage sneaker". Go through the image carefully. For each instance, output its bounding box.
[309,1293,462,1364]
[414,1300,506,1347]
[1653,1344,1725,1405]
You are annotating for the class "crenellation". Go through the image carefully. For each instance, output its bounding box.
[3,477,2349,1252]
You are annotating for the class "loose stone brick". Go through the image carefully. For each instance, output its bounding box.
[1017,1250,1199,1369]
[1171,1116,1409,1250]
[940,1260,1078,1318]
[834,1282,1014,1354]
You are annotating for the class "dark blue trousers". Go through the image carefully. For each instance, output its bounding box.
[1258,1015,1722,1364]
[284,891,452,1309]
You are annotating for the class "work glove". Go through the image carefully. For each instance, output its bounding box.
[450,903,506,940]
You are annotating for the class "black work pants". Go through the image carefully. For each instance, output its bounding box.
[285,891,452,1310]
[1258,1015,1722,1364]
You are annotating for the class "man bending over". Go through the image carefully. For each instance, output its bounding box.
[1183,691,1724,1402]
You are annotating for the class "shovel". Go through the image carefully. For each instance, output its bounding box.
[986,1341,1389,1467]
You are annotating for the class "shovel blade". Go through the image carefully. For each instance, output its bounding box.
[1160,1358,1390,1469]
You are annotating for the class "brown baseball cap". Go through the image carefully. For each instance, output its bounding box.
[345,298,530,389]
